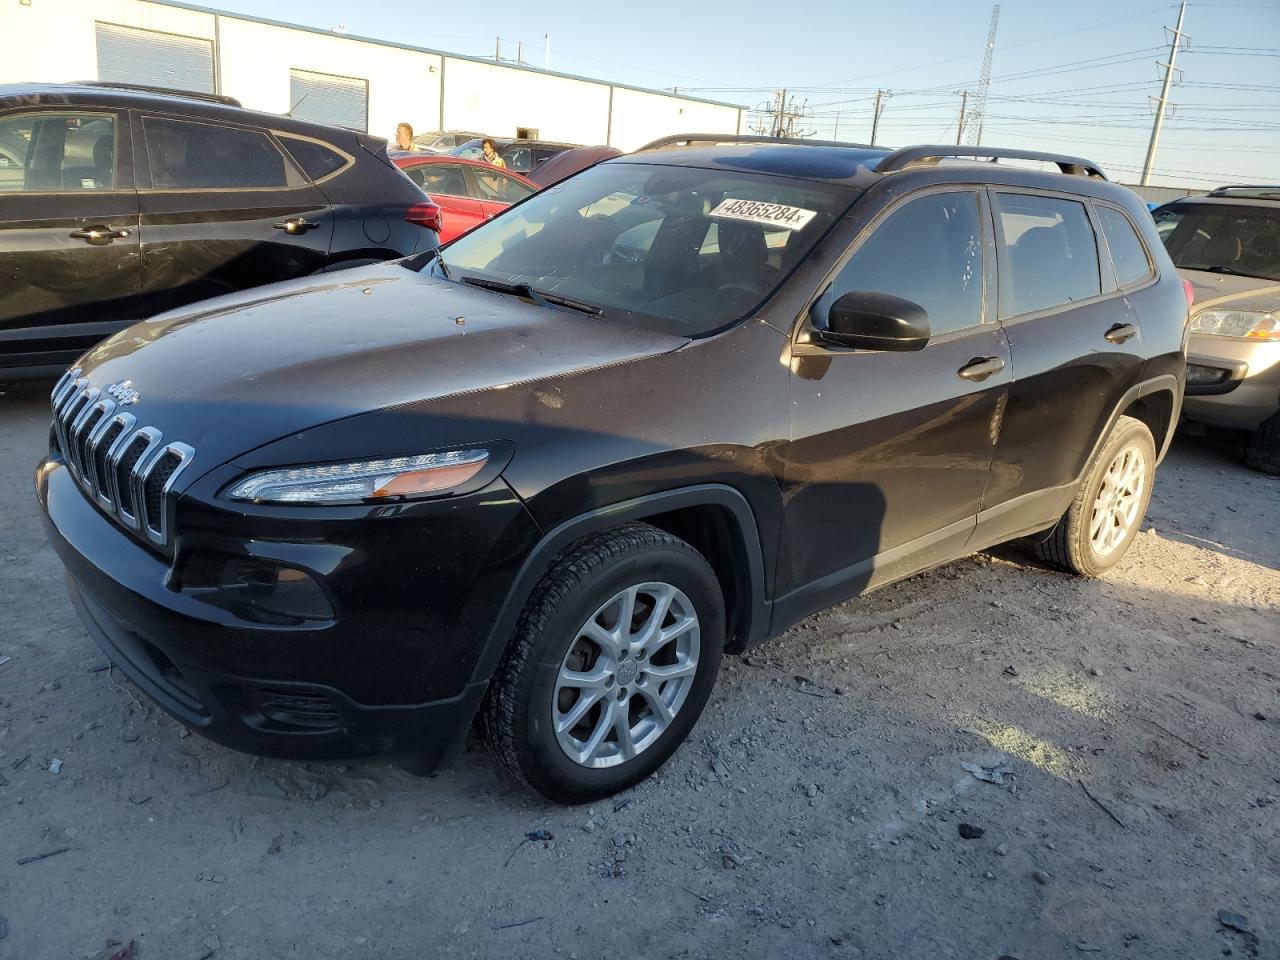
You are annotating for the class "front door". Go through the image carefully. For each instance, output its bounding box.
[776,188,1010,624]
[0,108,142,370]
[465,164,536,221]
[980,190,1149,539]
[133,113,333,317]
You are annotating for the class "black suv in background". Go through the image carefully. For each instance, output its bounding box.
[0,83,438,378]
[37,138,1188,803]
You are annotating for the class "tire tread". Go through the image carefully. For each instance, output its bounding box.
[482,522,714,795]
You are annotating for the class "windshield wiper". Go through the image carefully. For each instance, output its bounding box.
[1201,264,1268,281]
[459,276,603,316]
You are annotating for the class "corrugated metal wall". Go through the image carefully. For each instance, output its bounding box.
[288,69,369,132]
[94,22,215,94]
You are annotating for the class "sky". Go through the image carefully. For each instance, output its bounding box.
[208,0,1280,189]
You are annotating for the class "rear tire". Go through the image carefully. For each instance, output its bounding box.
[1244,411,1280,476]
[1035,415,1156,577]
[483,522,724,804]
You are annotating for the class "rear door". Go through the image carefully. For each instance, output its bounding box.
[402,161,484,242]
[779,187,1010,614]
[464,165,536,220]
[981,189,1147,537]
[0,107,142,370]
[133,112,334,316]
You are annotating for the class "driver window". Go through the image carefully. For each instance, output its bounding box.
[819,191,984,337]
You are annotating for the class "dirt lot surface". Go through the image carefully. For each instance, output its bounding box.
[1,376,1277,960]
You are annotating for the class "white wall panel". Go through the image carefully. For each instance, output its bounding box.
[217,18,441,138]
[608,87,741,151]
[441,58,610,143]
[0,0,740,150]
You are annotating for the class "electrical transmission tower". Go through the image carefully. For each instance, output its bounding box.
[1141,0,1188,186]
[963,4,1000,146]
[752,89,814,138]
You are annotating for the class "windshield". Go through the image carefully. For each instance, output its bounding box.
[1155,203,1280,282]
[436,161,853,337]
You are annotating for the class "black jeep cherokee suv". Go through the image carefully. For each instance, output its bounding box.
[36,137,1188,803]
[0,82,439,378]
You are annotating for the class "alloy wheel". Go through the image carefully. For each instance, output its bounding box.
[1089,443,1147,557]
[552,582,701,768]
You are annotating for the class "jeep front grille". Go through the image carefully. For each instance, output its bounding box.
[51,368,195,547]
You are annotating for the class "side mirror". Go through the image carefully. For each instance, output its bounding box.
[819,291,931,352]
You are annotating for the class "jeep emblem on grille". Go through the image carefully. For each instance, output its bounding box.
[105,380,139,406]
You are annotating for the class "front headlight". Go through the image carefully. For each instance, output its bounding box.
[1188,309,1279,341]
[225,449,490,504]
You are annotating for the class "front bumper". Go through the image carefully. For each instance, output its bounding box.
[37,454,539,771]
[1182,338,1280,431]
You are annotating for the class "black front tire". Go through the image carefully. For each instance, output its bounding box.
[482,522,724,804]
[1244,411,1280,476]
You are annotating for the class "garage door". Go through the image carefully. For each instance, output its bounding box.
[95,23,216,94]
[288,70,368,132]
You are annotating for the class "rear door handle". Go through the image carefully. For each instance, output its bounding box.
[957,356,1006,382]
[69,225,130,245]
[1104,322,1138,344]
[273,217,320,235]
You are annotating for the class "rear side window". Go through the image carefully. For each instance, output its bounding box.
[1097,206,1152,287]
[406,163,467,197]
[143,117,302,190]
[278,135,349,182]
[997,194,1101,317]
[819,191,984,337]
[0,111,117,192]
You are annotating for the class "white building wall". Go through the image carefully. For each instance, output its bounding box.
[0,0,741,148]
[1,0,214,85]
[608,87,743,151]
[441,58,610,144]
[217,19,441,142]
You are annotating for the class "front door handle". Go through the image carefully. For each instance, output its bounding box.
[273,217,320,235]
[957,356,1006,382]
[1104,322,1138,344]
[69,225,130,245]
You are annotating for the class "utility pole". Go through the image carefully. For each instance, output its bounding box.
[870,89,887,145]
[517,40,523,66]
[544,34,551,70]
[753,89,813,139]
[964,5,1000,146]
[1141,0,1188,186]
[494,37,501,63]
[956,90,969,145]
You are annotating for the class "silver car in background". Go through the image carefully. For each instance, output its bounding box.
[1155,186,1280,474]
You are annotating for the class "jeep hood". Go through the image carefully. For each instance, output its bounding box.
[71,262,687,468]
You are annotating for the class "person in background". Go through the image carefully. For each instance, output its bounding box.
[394,123,418,152]
[481,138,506,169]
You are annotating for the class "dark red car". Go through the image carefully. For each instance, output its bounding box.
[392,154,537,243]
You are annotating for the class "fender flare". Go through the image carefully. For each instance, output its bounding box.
[1103,373,1182,465]
[468,483,770,685]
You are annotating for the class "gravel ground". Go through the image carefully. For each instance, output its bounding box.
[1,377,1277,960]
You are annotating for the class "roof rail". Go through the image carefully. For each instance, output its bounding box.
[77,81,242,107]
[636,133,876,152]
[1207,185,1280,199]
[875,146,1107,180]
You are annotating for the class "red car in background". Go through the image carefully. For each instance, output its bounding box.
[391,153,537,243]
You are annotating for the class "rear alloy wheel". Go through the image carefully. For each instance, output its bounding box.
[484,523,724,803]
[1035,415,1156,577]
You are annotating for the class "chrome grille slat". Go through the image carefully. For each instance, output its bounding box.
[49,370,195,548]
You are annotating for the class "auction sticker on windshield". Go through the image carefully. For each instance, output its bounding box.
[710,198,817,231]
